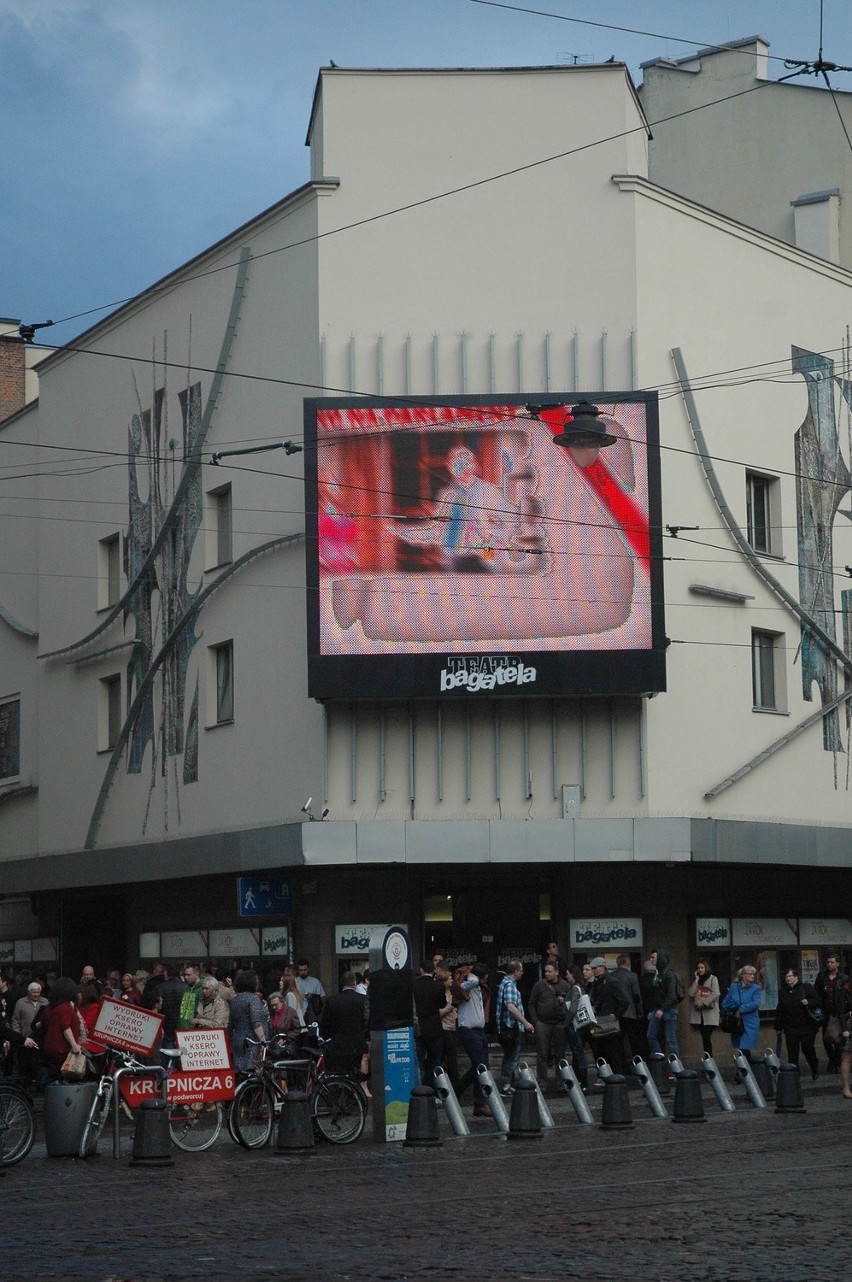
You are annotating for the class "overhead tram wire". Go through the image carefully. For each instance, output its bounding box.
[29,68,778,338]
[464,0,816,71]
[3,330,851,477]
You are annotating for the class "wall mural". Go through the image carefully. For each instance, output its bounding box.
[38,248,278,848]
[792,346,852,758]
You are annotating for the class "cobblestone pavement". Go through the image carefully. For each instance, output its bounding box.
[6,1073,851,1282]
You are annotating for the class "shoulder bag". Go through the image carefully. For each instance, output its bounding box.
[719,1007,743,1037]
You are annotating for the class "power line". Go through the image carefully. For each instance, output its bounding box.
[37,72,772,335]
[465,0,806,68]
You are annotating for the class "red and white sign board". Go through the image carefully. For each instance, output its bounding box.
[93,997,164,1055]
[175,1028,232,1071]
[119,1069,235,1107]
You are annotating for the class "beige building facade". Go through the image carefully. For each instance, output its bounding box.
[2,62,852,1028]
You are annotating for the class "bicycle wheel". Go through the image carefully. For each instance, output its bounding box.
[168,1101,223,1152]
[79,1082,112,1157]
[310,1076,365,1145]
[0,1085,35,1167]
[229,1080,274,1149]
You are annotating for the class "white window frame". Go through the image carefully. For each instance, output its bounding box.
[206,484,233,569]
[746,472,781,557]
[208,641,234,726]
[751,629,786,713]
[97,532,122,610]
[98,673,122,751]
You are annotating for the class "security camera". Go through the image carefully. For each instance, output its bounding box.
[301,797,313,815]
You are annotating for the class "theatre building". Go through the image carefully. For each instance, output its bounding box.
[3,58,852,1017]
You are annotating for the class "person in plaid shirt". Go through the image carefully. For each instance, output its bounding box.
[495,960,534,1095]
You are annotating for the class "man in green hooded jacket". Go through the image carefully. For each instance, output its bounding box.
[646,948,680,1058]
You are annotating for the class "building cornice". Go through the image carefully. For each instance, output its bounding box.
[612,173,852,284]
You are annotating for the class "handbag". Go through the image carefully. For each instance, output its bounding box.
[60,1049,87,1079]
[589,1012,621,1038]
[719,1008,743,1037]
[824,1014,842,1044]
[807,1005,824,1025]
[571,993,597,1032]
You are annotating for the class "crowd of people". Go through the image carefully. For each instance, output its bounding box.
[0,958,373,1092]
[410,946,852,1111]
[4,947,852,1107]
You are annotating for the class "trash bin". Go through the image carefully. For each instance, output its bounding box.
[43,1081,100,1157]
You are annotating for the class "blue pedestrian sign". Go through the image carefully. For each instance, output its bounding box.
[238,877,292,917]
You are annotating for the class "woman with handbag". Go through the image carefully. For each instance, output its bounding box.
[720,965,762,1062]
[688,957,720,1056]
[40,976,85,1082]
[563,964,590,1090]
[773,966,820,1080]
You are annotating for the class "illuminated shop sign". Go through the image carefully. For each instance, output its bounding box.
[570,918,643,948]
[695,918,731,947]
[305,393,665,700]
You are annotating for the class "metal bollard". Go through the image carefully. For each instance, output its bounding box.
[600,1074,633,1128]
[404,1085,442,1147]
[632,1057,669,1118]
[596,1057,615,1083]
[275,1090,315,1155]
[507,1081,542,1141]
[129,1099,174,1168]
[672,1069,706,1123]
[475,1065,509,1133]
[765,1049,782,1081]
[733,1051,767,1108]
[700,1053,736,1112]
[556,1059,594,1125]
[667,1052,686,1075]
[750,1055,775,1100]
[432,1066,471,1137]
[774,1063,806,1114]
[648,1052,670,1095]
[516,1062,555,1129]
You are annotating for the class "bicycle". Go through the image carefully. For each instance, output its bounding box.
[78,1047,224,1156]
[228,1028,367,1148]
[0,1078,36,1167]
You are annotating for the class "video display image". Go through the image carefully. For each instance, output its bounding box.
[312,400,656,650]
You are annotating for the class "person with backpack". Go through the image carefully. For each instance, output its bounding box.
[646,948,682,1059]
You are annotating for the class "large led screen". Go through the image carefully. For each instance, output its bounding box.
[305,393,665,700]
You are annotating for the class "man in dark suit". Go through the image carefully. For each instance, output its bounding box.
[321,971,368,1073]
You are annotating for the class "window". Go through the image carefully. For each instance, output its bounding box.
[206,484,233,568]
[209,641,234,725]
[0,697,21,779]
[97,533,122,609]
[752,630,786,712]
[99,674,122,750]
[746,472,779,555]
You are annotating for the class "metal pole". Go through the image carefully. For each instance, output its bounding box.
[733,1050,767,1108]
[596,1057,615,1082]
[667,1052,686,1075]
[557,1059,594,1124]
[475,1065,509,1133]
[432,1067,470,1137]
[516,1062,555,1128]
[632,1056,668,1118]
[700,1053,736,1112]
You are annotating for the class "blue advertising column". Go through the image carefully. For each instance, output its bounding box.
[369,926,415,1142]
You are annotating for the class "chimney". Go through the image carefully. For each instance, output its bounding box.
[0,322,26,422]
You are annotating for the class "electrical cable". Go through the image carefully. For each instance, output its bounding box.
[34,72,774,335]
[464,0,818,70]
